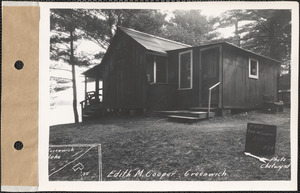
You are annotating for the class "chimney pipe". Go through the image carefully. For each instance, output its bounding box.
[232,18,240,47]
[233,34,241,47]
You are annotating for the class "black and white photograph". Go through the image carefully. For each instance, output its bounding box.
[42,2,297,191]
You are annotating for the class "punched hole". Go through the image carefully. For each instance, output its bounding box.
[14,60,24,70]
[14,141,23,150]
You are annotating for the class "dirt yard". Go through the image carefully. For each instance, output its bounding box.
[50,108,291,181]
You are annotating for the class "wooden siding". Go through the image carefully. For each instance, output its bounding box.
[168,50,200,109]
[222,45,280,109]
[167,45,222,109]
[199,46,221,106]
[102,30,147,109]
[146,84,177,110]
[144,53,177,110]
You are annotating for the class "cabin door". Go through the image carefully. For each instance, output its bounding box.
[200,46,220,107]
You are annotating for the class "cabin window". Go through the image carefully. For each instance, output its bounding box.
[179,50,193,89]
[146,55,154,83]
[155,56,167,83]
[146,55,167,84]
[249,58,259,79]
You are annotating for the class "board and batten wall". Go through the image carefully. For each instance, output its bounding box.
[167,45,222,110]
[102,30,146,109]
[167,49,201,109]
[145,53,178,110]
[222,45,280,109]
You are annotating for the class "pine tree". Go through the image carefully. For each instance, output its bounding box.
[219,10,291,73]
[50,9,96,123]
[161,10,219,45]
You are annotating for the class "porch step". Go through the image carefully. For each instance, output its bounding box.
[85,105,104,111]
[155,110,216,123]
[157,110,215,119]
[168,115,202,123]
[189,107,219,111]
[82,104,106,121]
[168,115,200,120]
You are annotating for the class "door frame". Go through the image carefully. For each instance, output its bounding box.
[199,45,223,108]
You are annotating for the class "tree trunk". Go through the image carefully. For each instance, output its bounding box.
[70,30,79,123]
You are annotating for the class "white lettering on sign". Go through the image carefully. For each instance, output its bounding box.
[49,154,61,160]
[247,129,275,136]
[49,147,75,153]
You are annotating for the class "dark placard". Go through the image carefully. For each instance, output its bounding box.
[245,123,277,155]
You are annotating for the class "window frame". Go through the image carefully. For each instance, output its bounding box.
[178,50,193,90]
[150,55,168,84]
[249,58,259,79]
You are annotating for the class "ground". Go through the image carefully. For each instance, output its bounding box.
[49,108,291,181]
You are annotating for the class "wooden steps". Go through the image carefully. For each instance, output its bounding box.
[168,115,200,120]
[155,109,217,123]
[82,104,106,121]
[189,107,219,111]
[167,115,202,123]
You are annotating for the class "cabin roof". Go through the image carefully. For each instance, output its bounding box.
[222,41,281,63]
[119,26,191,54]
[167,41,281,63]
[83,27,191,77]
[82,64,104,78]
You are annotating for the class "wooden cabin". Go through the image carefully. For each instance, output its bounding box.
[82,27,281,121]
[167,42,281,110]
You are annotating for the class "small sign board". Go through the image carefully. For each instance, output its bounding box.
[245,123,277,155]
[49,144,102,181]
